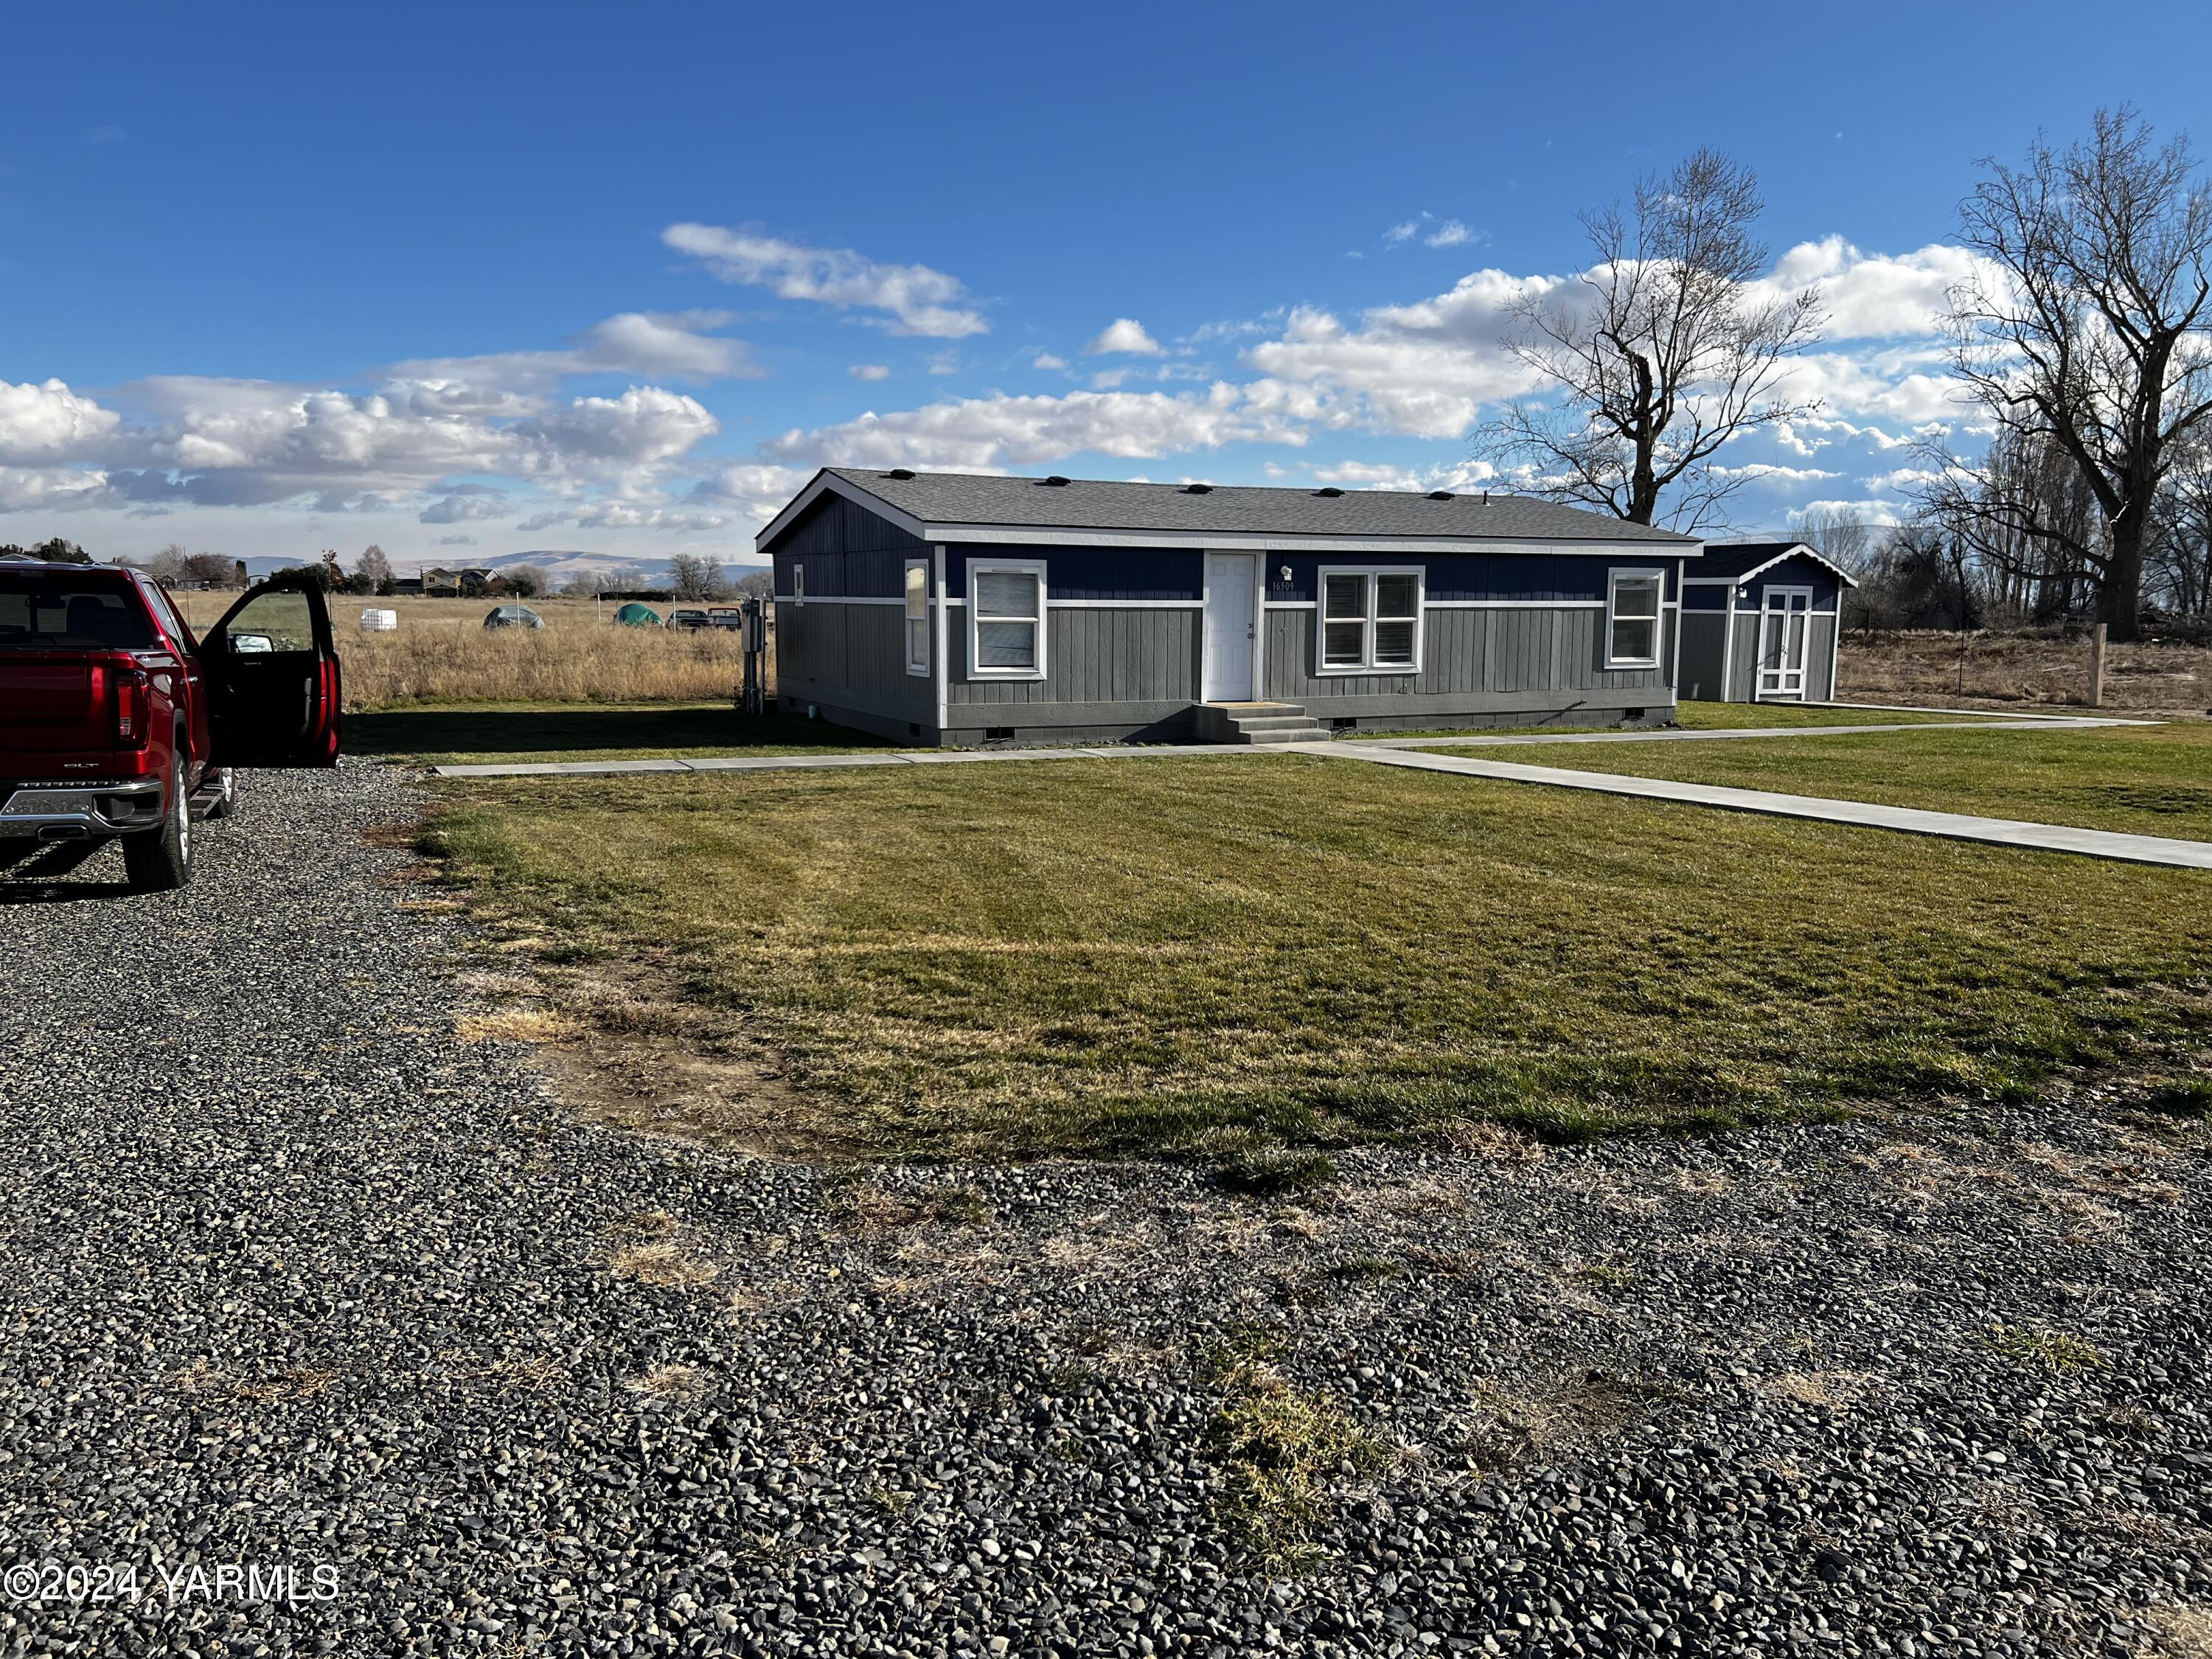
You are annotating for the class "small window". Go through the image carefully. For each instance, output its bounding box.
[1316,567,1423,674]
[793,564,804,607]
[904,560,930,676]
[969,561,1046,678]
[1606,570,1663,667]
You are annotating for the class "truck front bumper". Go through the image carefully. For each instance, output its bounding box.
[0,779,166,839]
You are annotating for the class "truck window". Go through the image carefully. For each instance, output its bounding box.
[0,572,158,650]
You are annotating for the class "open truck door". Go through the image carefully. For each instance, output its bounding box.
[203,575,342,768]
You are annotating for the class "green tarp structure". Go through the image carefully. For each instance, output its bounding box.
[613,602,661,627]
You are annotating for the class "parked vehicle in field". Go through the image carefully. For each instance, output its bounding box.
[483,604,544,630]
[708,606,742,629]
[613,602,661,627]
[667,608,712,630]
[0,563,342,893]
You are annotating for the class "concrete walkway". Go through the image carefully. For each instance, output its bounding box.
[428,715,2132,777]
[1357,717,2127,750]
[1307,742,2212,872]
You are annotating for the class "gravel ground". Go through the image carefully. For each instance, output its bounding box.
[2,761,2209,1658]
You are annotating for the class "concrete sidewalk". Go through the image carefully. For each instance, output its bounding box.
[1308,742,2212,872]
[1357,716,2126,750]
[428,714,2130,778]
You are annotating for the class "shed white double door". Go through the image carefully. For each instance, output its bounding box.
[1201,551,1260,702]
[1754,587,1813,700]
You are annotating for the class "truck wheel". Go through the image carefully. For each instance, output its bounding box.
[122,752,192,893]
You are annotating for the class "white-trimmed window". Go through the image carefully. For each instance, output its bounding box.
[792,563,804,607]
[968,559,1046,679]
[1605,569,1663,667]
[903,559,930,676]
[1316,567,1422,675]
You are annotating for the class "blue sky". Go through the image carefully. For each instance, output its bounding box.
[3,1,2205,571]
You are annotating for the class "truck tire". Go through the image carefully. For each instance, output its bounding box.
[122,751,192,893]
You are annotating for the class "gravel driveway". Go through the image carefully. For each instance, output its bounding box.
[2,762,2208,1658]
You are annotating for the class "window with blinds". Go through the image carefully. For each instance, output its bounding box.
[969,563,1046,678]
[1317,568,1423,674]
[904,560,930,675]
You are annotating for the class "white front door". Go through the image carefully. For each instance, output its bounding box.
[1755,587,1812,700]
[1202,552,1258,701]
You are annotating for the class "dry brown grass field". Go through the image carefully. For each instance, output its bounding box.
[1840,630,2212,718]
[169,592,755,710]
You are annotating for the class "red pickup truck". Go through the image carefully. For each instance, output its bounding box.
[1,561,342,892]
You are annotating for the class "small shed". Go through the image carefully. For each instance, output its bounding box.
[1677,541,1857,703]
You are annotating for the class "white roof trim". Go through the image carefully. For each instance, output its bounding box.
[757,468,1700,558]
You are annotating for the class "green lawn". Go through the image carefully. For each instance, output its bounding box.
[427,754,2212,1164]
[1440,722,2212,842]
[347,700,893,765]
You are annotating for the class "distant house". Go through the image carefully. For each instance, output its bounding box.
[417,566,494,597]
[759,468,1702,746]
[392,576,425,596]
[1677,541,1858,703]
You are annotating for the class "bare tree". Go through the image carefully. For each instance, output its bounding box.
[1916,426,2104,625]
[355,543,394,594]
[1792,509,1872,575]
[1474,148,1825,530]
[667,552,730,601]
[145,543,189,584]
[1937,106,2212,641]
[2150,430,2212,617]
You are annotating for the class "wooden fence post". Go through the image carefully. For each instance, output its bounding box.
[2089,622,2107,709]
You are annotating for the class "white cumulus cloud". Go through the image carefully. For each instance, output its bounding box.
[763,384,1298,472]
[662,223,987,338]
[1085,319,1164,356]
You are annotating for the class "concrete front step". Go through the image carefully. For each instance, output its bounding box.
[1193,701,1326,744]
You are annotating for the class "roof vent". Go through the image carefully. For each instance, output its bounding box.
[885,467,916,480]
[1315,487,1345,498]
[1428,490,1455,501]
[1041,474,1071,487]
[1482,490,1489,506]
[1181,483,1213,494]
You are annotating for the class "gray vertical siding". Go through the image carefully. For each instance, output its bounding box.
[946,606,1200,719]
[1677,612,1728,702]
[1264,606,1676,704]
[776,600,935,733]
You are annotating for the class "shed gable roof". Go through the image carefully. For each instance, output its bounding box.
[1690,540,1861,587]
[759,468,1700,555]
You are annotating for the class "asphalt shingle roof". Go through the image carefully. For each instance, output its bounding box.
[822,468,1697,545]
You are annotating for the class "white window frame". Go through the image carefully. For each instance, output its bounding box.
[966,557,1048,681]
[1604,568,1664,669]
[1314,566,1424,676]
[793,563,804,608]
[902,557,931,677]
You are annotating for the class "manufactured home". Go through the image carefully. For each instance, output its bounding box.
[759,469,1700,746]
[1677,541,1857,703]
